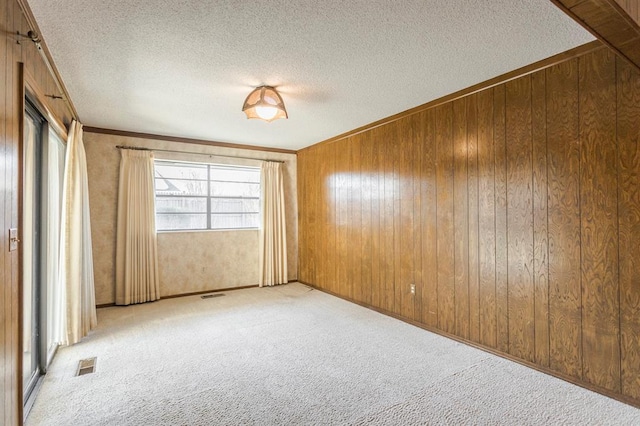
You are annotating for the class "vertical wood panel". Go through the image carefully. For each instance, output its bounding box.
[350,137,362,303]
[392,121,402,316]
[0,0,8,420]
[7,1,20,421]
[505,76,535,362]
[453,99,469,339]
[420,109,438,328]
[579,49,620,391]
[494,84,509,353]
[370,129,381,308]
[398,118,415,319]
[547,58,583,379]
[467,94,480,343]
[617,56,640,400]
[297,151,306,282]
[336,140,349,297]
[436,104,455,333]
[411,114,423,322]
[360,133,373,306]
[381,125,395,313]
[477,89,497,348]
[531,69,550,367]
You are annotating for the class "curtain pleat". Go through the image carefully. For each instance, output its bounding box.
[259,162,287,286]
[57,120,97,346]
[115,150,160,305]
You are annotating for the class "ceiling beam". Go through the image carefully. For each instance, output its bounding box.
[551,0,640,71]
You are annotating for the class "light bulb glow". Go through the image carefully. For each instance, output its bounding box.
[255,105,278,120]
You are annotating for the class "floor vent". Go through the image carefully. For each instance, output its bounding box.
[201,293,225,299]
[76,357,97,376]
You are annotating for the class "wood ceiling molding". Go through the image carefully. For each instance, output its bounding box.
[83,127,297,154]
[551,0,640,70]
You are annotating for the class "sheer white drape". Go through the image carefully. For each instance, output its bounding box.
[57,121,97,346]
[115,149,160,305]
[46,131,65,357]
[259,161,287,286]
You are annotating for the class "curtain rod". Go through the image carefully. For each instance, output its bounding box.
[115,145,285,163]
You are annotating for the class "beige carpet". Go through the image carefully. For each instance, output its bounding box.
[27,283,640,425]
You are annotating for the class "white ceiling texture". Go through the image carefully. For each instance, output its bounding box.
[29,0,593,150]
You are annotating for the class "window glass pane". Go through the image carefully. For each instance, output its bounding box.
[210,214,259,229]
[155,162,208,180]
[156,214,207,230]
[155,178,208,196]
[210,167,260,183]
[210,198,259,213]
[156,197,207,213]
[210,182,259,197]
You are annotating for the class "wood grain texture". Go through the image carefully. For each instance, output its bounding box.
[350,137,363,304]
[546,58,583,379]
[531,69,550,367]
[296,47,640,405]
[335,138,349,299]
[453,98,470,339]
[435,104,455,334]
[494,84,510,353]
[370,129,382,309]
[420,109,438,328]
[552,0,640,70]
[505,76,535,362]
[392,120,402,316]
[477,89,497,348]
[297,151,306,282]
[360,133,373,307]
[0,0,8,421]
[613,0,639,22]
[411,113,423,322]
[617,56,640,400]
[579,49,620,391]
[382,124,396,314]
[467,94,480,344]
[398,117,415,319]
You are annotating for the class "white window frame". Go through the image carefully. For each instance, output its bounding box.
[154,160,260,232]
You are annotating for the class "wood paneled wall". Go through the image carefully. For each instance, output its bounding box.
[614,0,639,23]
[552,0,640,70]
[1,0,75,423]
[298,46,640,405]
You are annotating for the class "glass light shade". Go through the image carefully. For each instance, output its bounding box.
[242,86,288,122]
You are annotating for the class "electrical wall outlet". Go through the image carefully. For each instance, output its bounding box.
[410,284,416,295]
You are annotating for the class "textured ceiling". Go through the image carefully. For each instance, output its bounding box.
[28,0,593,150]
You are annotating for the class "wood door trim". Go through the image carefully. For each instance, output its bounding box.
[298,40,604,153]
[23,68,68,141]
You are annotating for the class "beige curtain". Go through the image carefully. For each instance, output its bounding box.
[58,121,96,346]
[115,149,160,305]
[259,161,287,286]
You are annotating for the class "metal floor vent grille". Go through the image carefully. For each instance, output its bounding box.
[76,357,97,376]
[201,293,225,299]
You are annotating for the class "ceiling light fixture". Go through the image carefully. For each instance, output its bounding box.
[242,86,288,122]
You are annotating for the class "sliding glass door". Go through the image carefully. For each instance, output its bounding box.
[23,102,44,401]
[23,100,66,404]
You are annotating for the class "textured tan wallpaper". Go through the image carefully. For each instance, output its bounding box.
[84,132,298,305]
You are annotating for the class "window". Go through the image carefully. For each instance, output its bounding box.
[154,160,260,231]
